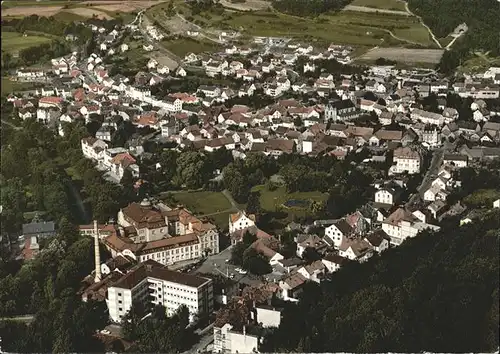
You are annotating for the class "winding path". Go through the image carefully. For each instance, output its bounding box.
[400,0,442,48]
[343,5,409,16]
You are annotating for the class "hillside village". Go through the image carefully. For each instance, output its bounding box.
[3,18,500,354]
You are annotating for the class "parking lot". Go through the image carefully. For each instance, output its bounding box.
[194,247,263,287]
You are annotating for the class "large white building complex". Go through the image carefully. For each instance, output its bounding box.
[103,199,219,266]
[107,260,213,323]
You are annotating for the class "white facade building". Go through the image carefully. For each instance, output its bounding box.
[213,324,260,354]
[389,147,421,175]
[375,189,396,205]
[228,211,256,234]
[382,208,440,246]
[107,260,213,323]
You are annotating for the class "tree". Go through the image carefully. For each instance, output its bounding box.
[261,210,500,353]
[293,116,303,127]
[242,231,257,245]
[188,115,199,126]
[2,52,13,72]
[242,248,272,275]
[231,242,247,266]
[175,152,210,189]
[246,191,261,214]
[302,247,321,263]
[223,163,251,203]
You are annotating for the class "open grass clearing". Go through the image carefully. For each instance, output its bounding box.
[1,5,62,17]
[1,0,75,8]
[350,0,406,11]
[1,31,53,54]
[1,77,37,96]
[252,185,328,212]
[392,26,432,46]
[171,191,233,216]
[52,10,89,22]
[161,37,220,57]
[64,7,113,19]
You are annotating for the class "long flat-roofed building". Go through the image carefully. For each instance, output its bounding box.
[107,260,213,323]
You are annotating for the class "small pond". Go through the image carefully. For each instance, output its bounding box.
[283,199,310,208]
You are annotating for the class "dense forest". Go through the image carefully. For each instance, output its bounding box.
[261,210,500,352]
[272,0,352,16]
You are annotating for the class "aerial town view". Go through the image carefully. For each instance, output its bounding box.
[0,0,499,352]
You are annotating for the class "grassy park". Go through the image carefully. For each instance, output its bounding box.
[252,185,328,214]
[162,38,220,57]
[169,190,233,229]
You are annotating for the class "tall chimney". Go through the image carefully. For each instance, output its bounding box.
[94,220,102,283]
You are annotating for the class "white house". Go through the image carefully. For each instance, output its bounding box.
[324,219,354,248]
[254,305,282,328]
[443,154,468,168]
[228,211,256,234]
[374,187,400,206]
[493,199,500,208]
[213,324,259,354]
[321,253,348,273]
[364,229,390,253]
[389,147,422,175]
[382,208,440,246]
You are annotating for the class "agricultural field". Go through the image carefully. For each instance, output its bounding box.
[359,47,444,63]
[1,0,161,20]
[350,0,406,11]
[156,2,435,48]
[1,31,53,55]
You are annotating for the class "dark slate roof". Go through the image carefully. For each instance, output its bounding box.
[22,221,55,236]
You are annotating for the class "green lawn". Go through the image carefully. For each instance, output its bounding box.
[393,26,432,46]
[252,185,328,212]
[1,77,37,96]
[1,31,53,54]
[53,10,88,22]
[162,38,220,56]
[171,190,233,229]
[172,191,232,215]
[351,0,407,11]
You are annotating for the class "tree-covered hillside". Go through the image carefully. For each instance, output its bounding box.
[407,0,500,74]
[408,0,500,54]
[261,210,500,352]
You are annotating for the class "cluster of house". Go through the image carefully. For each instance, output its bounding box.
[10,36,500,184]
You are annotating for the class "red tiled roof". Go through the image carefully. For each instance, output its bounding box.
[39,96,63,105]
